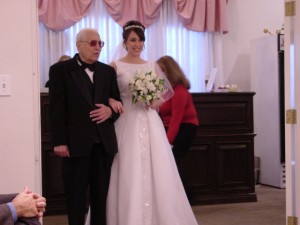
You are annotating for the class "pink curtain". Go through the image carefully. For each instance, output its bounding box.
[103,0,163,27]
[174,0,228,33]
[38,0,229,32]
[38,0,94,31]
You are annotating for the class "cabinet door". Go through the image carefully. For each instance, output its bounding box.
[179,140,214,200]
[214,136,255,193]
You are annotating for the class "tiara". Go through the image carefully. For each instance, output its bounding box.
[124,25,144,31]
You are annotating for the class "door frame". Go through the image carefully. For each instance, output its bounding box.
[284,0,300,222]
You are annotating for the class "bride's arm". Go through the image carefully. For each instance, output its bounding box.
[109,98,124,113]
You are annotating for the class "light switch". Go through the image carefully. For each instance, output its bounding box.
[0,75,11,96]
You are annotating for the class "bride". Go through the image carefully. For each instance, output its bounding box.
[87,20,199,225]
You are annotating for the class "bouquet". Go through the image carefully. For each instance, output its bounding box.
[128,70,165,105]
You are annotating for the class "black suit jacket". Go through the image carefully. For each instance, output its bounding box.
[49,55,121,156]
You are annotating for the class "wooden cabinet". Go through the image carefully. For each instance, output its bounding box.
[181,92,257,204]
[40,92,256,215]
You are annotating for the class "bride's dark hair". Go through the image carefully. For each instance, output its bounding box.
[122,20,145,42]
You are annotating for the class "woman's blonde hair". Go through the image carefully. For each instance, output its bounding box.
[157,55,190,89]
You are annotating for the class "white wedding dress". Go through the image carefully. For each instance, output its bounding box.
[85,61,198,225]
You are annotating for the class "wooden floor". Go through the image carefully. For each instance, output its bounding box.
[43,185,285,225]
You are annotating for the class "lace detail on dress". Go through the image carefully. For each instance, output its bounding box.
[138,110,156,225]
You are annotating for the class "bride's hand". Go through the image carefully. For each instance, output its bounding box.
[109,98,124,113]
[147,99,163,111]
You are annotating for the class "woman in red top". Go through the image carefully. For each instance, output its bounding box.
[157,55,199,165]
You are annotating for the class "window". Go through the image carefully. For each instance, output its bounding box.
[39,0,216,92]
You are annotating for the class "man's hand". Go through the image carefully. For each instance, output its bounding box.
[53,145,70,157]
[90,104,112,124]
[12,187,43,218]
[33,193,46,217]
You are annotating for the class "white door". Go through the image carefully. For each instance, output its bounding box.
[284,0,300,223]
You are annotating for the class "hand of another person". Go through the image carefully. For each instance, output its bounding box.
[53,145,70,157]
[12,187,39,218]
[33,193,46,217]
[90,104,112,124]
[23,187,46,217]
[109,98,124,113]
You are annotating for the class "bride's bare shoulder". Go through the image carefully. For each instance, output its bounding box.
[109,61,117,70]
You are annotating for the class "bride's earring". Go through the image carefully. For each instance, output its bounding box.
[143,45,145,51]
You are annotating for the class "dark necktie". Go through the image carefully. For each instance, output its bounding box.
[77,56,95,72]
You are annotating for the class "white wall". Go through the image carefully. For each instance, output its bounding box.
[0,0,41,194]
[223,0,284,91]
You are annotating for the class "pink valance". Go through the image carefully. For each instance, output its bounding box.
[38,0,228,33]
[38,0,94,31]
[103,0,163,28]
[174,0,228,33]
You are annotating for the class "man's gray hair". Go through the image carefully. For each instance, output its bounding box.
[76,28,99,43]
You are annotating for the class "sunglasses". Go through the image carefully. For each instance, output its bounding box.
[80,40,105,47]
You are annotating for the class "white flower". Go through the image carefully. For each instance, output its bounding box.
[135,80,144,90]
[128,70,165,105]
[154,79,160,86]
[145,75,152,81]
[151,72,158,79]
[145,82,154,91]
[136,70,145,80]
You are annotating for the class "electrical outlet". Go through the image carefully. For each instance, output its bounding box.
[0,75,11,96]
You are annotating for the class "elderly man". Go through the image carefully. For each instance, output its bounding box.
[49,28,121,225]
[0,187,46,225]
